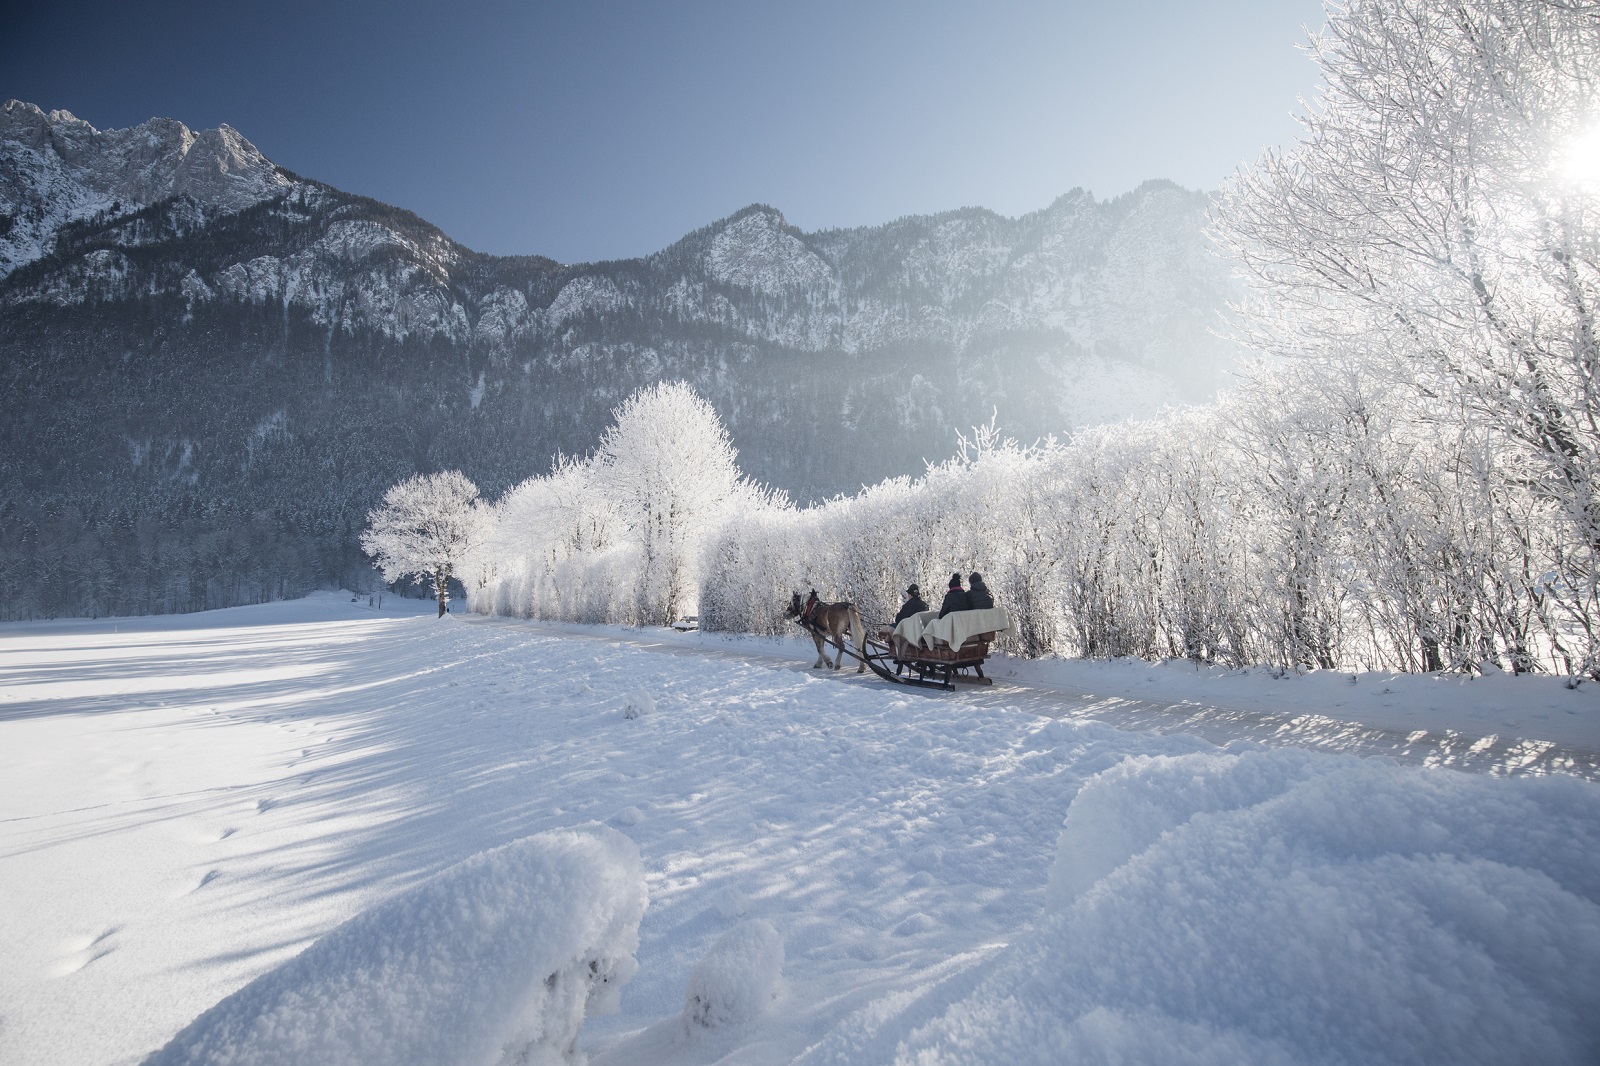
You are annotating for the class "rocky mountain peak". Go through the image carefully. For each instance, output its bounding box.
[1,100,94,145]
[723,202,788,226]
[706,205,831,293]
[0,101,292,277]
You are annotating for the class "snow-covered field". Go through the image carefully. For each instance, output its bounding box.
[2,593,1598,1065]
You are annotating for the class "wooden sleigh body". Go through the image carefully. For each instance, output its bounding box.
[874,625,995,689]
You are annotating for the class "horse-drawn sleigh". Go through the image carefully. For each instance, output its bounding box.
[785,591,1011,691]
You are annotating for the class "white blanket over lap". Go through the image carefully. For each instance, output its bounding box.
[896,607,1013,650]
[145,827,648,1066]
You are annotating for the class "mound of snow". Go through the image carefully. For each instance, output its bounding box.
[622,690,654,720]
[681,919,784,1032]
[898,749,1600,1064]
[146,827,648,1066]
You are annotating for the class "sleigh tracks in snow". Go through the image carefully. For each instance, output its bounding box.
[790,614,995,692]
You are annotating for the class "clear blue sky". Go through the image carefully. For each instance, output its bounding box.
[3,0,1327,263]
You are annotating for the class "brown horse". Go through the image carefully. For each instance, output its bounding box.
[786,591,867,673]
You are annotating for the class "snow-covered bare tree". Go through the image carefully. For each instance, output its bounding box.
[594,382,743,625]
[361,471,484,617]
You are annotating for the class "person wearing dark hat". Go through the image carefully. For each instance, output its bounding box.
[937,572,973,618]
[968,572,994,610]
[893,582,929,625]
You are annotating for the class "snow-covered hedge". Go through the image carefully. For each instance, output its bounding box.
[464,365,1591,676]
[898,746,1600,1063]
[145,827,648,1066]
[469,366,1592,676]
[698,376,1592,677]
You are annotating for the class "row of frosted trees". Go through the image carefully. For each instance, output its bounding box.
[444,0,1599,676]
[459,356,1590,674]
[698,357,1592,676]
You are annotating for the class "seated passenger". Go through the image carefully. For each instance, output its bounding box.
[893,582,929,626]
[937,573,972,618]
[968,572,994,611]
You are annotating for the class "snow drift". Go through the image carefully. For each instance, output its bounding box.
[145,826,647,1066]
[898,749,1600,1065]
[681,919,784,1033]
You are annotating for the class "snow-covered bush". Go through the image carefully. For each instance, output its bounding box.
[902,748,1600,1064]
[693,355,1584,674]
[680,919,784,1033]
[698,421,1074,649]
[696,493,812,635]
[622,689,654,720]
[468,354,1584,673]
[146,827,648,1066]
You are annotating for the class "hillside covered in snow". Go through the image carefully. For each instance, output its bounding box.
[0,101,1242,619]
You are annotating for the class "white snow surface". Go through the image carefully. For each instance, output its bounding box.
[680,919,784,1033]
[891,748,1600,1065]
[1,593,1597,1065]
[614,624,1600,775]
[146,827,646,1066]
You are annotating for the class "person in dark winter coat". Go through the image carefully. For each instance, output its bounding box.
[893,583,929,625]
[967,572,994,611]
[937,573,973,618]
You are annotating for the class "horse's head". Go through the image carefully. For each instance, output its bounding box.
[785,591,802,618]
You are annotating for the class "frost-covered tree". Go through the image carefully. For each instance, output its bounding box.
[468,454,627,622]
[361,471,484,617]
[1216,0,1600,670]
[465,385,754,627]
[594,382,743,625]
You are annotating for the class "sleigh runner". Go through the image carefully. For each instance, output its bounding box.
[788,592,1012,691]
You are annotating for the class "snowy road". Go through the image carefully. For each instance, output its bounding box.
[503,617,1600,781]
[2,595,1596,1065]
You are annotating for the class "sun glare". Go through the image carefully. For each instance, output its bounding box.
[1559,124,1600,190]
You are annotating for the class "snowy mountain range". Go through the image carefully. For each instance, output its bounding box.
[0,101,1244,616]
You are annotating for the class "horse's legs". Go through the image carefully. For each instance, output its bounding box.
[811,632,828,668]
